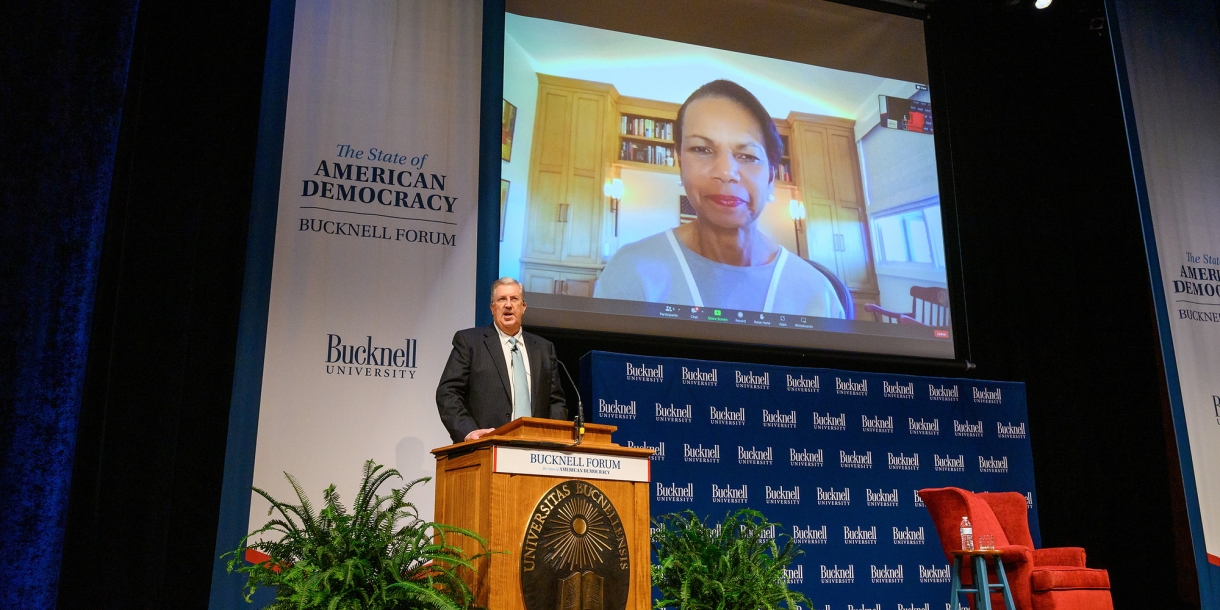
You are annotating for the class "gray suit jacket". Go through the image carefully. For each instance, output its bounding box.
[435,325,568,443]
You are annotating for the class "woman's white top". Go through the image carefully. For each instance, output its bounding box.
[594,229,846,319]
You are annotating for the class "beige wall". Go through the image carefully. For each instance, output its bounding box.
[499,33,538,279]
[612,168,681,251]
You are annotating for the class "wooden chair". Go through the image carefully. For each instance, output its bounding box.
[865,285,949,326]
[801,258,854,320]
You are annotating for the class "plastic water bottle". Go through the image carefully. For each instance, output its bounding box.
[960,516,974,551]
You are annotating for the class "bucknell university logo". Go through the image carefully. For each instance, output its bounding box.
[920,564,951,583]
[326,334,417,378]
[892,526,926,545]
[883,380,914,399]
[888,452,920,471]
[789,448,824,467]
[626,362,663,383]
[762,409,797,428]
[782,565,804,584]
[735,370,770,390]
[654,482,693,502]
[954,420,984,438]
[843,526,878,544]
[683,444,720,464]
[817,487,850,506]
[812,412,846,431]
[865,488,899,507]
[973,386,1002,404]
[597,399,636,420]
[909,417,940,435]
[711,483,748,504]
[835,377,868,396]
[997,421,1028,439]
[820,564,855,584]
[681,366,718,386]
[928,384,959,401]
[862,415,894,433]
[738,446,773,465]
[870,564,904,583]
[655,403,692,423]
[979,455,1010,473]
[709,405,746,426]
[765,485,800,504]
[792,525,828,544]
[934,454,965,472]
[624,440,664,461]
[787,374,820,392]
[840,450,873,469]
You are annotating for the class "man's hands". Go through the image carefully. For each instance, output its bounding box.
[464,428,496,442]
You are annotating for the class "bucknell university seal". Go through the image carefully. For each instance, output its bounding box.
[521,480,630,610]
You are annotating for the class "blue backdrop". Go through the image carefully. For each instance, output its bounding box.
[580,351,1039,610]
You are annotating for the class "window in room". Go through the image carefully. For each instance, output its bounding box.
[873,202,945,272]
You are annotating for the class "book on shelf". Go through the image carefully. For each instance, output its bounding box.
[619,140,674,167]
[620,115,673,141]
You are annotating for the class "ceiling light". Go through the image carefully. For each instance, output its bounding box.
[1034,0,1052,8]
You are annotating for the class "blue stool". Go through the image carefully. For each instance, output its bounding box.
[949,549,1016,610]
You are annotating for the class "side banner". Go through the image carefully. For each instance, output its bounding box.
[1111,1,1220,603]
[212,3,483,601]
[582,351,1037,609]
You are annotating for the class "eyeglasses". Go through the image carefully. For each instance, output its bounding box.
[493,295,523,305]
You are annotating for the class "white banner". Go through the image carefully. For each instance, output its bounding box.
[494,447,651,482]
[248,0,483,526]
[1114,0,1220,579]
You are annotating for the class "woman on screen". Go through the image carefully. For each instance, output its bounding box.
[594,80,846,319]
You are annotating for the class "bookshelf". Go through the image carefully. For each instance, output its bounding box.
[614,97,795,184]
[618,110,676,169]
[616,97,678,175]
[778,132,793,185]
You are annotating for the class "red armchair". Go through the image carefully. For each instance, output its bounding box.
[919,487,1113,610]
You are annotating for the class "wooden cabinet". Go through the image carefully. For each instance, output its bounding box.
[788,113,879,317]
[521,76,615,292]
[521,262,598,298]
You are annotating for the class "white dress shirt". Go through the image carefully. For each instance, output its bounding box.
[494,324,531,407]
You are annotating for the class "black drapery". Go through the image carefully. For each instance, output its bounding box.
[0,0,139,606]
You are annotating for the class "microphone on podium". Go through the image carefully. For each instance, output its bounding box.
[554,359,585,445]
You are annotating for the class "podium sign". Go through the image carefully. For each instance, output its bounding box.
[494,446,650,482]
[432,418,653,610]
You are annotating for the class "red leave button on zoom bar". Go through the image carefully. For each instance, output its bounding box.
[934,330,950,339]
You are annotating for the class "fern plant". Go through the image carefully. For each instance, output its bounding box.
[225,459,489,609]
[651,509,811,610]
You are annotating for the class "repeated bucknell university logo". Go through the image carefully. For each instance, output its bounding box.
[521,481,630,610]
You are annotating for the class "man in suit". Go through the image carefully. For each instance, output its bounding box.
[436,277,568,443]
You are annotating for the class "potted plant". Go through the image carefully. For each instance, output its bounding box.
[225,459,490,609]
[651,508,811,610]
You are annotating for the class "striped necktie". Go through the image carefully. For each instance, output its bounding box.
[509,336,531,419]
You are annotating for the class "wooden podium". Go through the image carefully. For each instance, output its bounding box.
[432,418,653,610]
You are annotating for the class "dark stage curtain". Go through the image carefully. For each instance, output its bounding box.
[0,0,138,607]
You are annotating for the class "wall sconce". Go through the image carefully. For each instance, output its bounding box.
[788,199,807,258]
[604,178,624,236]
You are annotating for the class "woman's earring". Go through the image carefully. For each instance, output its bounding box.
[767,193,775,203]
[677,179,682,187]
